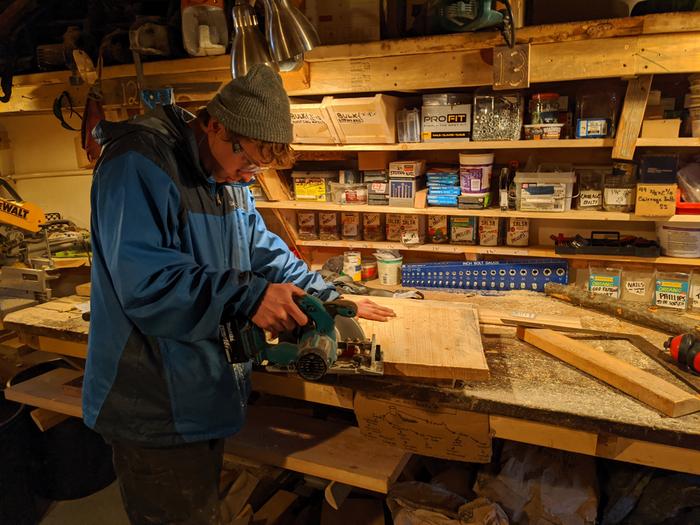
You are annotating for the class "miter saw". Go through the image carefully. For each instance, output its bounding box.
[0,178,90,308]
[220,295,383,381]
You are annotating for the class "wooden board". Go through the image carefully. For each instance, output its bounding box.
[224,406,410,494]
[346,296,489,381]
[517,328,700,417]
[613,75,653,160]
[4,368,83,418]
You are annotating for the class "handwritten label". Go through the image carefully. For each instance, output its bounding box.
[579,189,602,208]
[493,44,530,90]
[291,112,325,125]
[655,279,688,310]
[507,218,529,246]
[625,280,647,296]
[604,188,635,206]
[635,184,677,217]
[690,283,700,311]
[590,275,620,298]
[335,110,378,125]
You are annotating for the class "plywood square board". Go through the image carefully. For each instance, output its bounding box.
[346,296,489,380]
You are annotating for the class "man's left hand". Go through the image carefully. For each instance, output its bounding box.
[354,299,396,321]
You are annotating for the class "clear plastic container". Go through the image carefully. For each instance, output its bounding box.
[621,270,654,303]
[363,213,386,241]
[472,92,523,141]
[529,93,559,124]
[318,211,340,240]
[576,89,621,138]
[603,162,637,212]
[575,166,609,211]
[397,108,421,143]
[296,211,318,240]
[330,183,368,205]
[341,212,361,240]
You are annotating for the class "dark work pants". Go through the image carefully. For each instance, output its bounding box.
[111,439,224,525]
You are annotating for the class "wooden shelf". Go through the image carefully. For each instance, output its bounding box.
[292,138,700,152]
[636,138,700,147]
[294,239,698,266]
[256,200,700,223]
[292,139,614,151]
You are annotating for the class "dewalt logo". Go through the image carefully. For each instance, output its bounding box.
[0,199,29,220]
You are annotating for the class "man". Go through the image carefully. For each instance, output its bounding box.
[83,64,394,524]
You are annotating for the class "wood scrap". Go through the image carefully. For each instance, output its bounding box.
[324,482,352,510]
[544,283,700,335]
[517,328,700,417]
[30,408,69,432]
[75,282,91,297]
[253,490,298,525]
[225,406,410,494]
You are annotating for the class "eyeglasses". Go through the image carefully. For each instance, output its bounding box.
[232,142,264,175]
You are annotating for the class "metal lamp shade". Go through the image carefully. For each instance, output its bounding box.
[231,2,276,78]
[263,0,320,63]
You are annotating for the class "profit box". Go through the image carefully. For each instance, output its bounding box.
[401,259,569,292]
[421,94,472,142]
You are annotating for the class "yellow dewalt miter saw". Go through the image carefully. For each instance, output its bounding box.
[0,178,89,305]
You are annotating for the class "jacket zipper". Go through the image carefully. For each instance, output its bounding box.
[216,185,229,266]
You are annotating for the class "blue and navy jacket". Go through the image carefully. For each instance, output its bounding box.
[82,105,336,445]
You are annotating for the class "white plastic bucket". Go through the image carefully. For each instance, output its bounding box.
[656,222,700,258]
[459,152,494,193]
[377,257,403,285]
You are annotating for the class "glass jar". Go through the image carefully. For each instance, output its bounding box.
[575,166,608,211]
[604,162,637,212]
[318,211,340,240]
[529,93,560,124]
[472,92,524,141]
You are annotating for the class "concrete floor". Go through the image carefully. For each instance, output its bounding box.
[40,482,129,525]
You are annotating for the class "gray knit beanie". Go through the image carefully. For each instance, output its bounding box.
[206,64,293,144]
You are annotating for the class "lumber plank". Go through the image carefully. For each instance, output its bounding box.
[346,296,489,381]
[517,328,700,417]
[251,372,354,409]
[30,408,69,432]
[613,75,653,160]
[224,406,410,494]
[4,368,83,418]
[305,12,700,61]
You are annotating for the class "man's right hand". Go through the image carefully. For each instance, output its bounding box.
[251,283,308,334]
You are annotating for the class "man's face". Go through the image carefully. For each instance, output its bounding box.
[204,118,264,184]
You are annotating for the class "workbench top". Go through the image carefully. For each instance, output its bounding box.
[5,291,700,450]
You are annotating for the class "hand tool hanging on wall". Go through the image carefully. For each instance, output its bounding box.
[129,18,175,109]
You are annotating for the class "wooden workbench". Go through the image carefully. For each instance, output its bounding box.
[5,291,700,476]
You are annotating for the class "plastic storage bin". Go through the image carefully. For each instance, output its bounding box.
[514,167,576,212]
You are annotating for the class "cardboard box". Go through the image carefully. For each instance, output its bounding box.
[327,94,402,144]
[421,103,472,141]
[641,119,681,138]
[635,183,678,217]
[289,97,339,144]
[305,0,380,45]
[358,151,398,171]
[386,214,426,242]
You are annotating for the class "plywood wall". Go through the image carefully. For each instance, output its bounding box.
[0,114,92,228]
